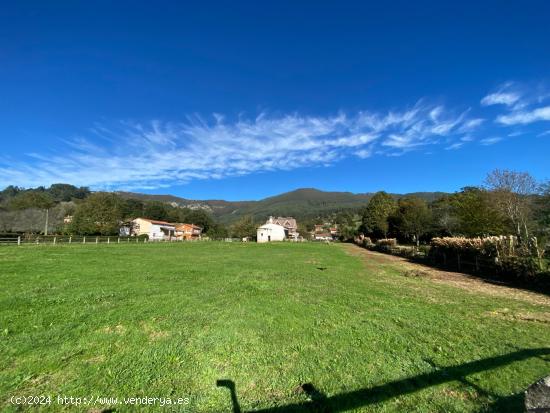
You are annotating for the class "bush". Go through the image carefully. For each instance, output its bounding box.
[430,236,518,259]
[376,238,397,247]
[429,236,549,288]
[362,237,373,247]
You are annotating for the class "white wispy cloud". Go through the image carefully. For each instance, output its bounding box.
[496,105,550,125]
[445,142,464,150]
[481,92,521,107]
[481,82,522,107]
[480,137,503,146]
[0,102,480,189]
[482,81,550,127]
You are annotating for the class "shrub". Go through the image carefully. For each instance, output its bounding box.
[362,237,373,247]
[430,236,518,258]
[376,238,397,247]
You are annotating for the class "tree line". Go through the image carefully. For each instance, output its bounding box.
[1,170,548,245]
[357,170,550,252]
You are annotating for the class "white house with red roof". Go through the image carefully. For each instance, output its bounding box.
[131,217,176,240]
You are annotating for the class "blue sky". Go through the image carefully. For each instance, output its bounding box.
[1,1,549,200]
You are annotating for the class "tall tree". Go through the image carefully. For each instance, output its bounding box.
[449,187,505,237]
[143,201,170,221]
[430,195,459,236]
[123,199,145,219]
[69,193,125,235]
[360,191,397,238]
[534,181,550,240]
[184,209,215,233]
[48,183,90,202]
[9,191,55,235]
[484,169,537,244]
[389,196,432,246]
[231,215,257,239]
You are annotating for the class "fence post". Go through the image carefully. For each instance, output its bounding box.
[69,236,72,244]
[17,236,21,246]
[117,237,120,244]
[53,237,57,245]
[36,237,39,245]
[83,236,86,244]
[127,237,130,243]
[96,237,98,244]
[107,237,110,244]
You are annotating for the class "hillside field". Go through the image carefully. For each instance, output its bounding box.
[0,242,549,412]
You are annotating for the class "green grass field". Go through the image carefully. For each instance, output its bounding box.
[1,242,549,412]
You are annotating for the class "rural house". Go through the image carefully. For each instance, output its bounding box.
[175,223,202,240]
[130,218,176,240]
[312,222,339,240]
[267,216,299,240]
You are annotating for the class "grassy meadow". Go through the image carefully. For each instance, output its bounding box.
[0,242,549,412]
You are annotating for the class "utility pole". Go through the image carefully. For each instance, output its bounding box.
[44,208,49,236]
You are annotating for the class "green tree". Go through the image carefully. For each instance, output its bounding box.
[430,195,460,236]
[360,191,397,238]
[0,185,22,203]
[184,209,214,233]
[231,215,257,239]
[389,196,432,246]
[205,222,229,239]
[335,210,359,241]
[9,191,54,210]
[69,193,125,235]
[123,199,145,219]
[450,187,505,237]
[166,207,192,223]
[143,201,170,221]
[47,183,90,202]
[9,191,55,235]
[534,181,550,241]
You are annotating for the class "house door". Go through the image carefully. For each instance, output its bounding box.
[268,235,271,242]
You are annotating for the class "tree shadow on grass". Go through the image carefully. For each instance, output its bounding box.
[217,348,550,412]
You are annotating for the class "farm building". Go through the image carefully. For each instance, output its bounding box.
[129,218,176,240]
[257,217,286,243]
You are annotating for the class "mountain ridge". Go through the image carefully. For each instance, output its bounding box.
[116,188,448,223]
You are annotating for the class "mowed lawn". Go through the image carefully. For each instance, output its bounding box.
[1,242,549,412]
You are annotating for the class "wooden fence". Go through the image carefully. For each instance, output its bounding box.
[0,235,194,246]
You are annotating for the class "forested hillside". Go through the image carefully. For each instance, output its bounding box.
[1,170,548,245]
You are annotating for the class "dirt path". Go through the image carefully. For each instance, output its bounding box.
[342,243,550,307]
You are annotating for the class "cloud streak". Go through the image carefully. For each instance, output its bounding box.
[0,102,480,189]
[496,106,550,125]
[2,80,549,191]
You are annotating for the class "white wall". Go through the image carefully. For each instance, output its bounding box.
[150,224,175,240]
[257,224,286,243]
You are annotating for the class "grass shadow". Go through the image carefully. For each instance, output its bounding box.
[217,348,550,412]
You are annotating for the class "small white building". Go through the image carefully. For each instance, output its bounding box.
[257,218,286,243]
